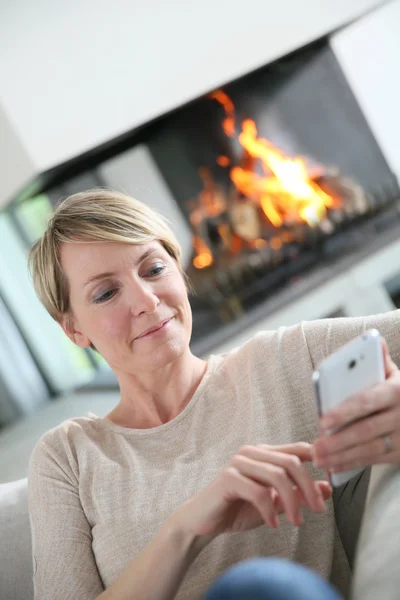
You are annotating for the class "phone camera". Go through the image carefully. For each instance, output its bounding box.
[348,359,357,370]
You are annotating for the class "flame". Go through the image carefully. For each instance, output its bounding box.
[190,90,337,269]
[233,118,334,227]
[217,155,230,167]
[198,167,226,217]
[249,238,267,250]
[270,237,282,250]
[210,90,236,137]
[217,224,232,247]
[193,235,213,269]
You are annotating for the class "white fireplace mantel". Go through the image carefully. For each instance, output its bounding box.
[0,0,387,203]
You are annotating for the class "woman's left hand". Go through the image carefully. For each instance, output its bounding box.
[313,340,400,473]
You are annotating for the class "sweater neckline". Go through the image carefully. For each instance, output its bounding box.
[86,353,222,436]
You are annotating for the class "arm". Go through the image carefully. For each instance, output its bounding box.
[301,310,400,371]
[97,519,209,600]
[29,432,210,600]
[301,311,400,567]
[29,435,104,600]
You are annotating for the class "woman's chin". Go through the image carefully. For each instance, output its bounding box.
[151,339,187,367]
[132,335,188,371]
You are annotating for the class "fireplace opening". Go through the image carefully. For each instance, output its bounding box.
[144,39,400,348]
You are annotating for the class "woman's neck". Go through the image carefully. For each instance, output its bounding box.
[107,351,207,429]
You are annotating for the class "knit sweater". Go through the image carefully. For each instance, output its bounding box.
[28,312,400,600]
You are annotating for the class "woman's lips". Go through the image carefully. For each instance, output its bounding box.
[135,317,173,340]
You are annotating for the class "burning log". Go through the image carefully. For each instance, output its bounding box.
[229,194,262,241]
[313,171,368,216]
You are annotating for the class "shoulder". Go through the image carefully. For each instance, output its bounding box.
[212,316,369,382]
[211,324,313,389]
[28,415,101,484]
[301,311,400,368]
[216,323,311,367]
[214,311,400,370]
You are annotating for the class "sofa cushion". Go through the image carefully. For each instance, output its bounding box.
[0,478,33,600]
[352,464,400,599]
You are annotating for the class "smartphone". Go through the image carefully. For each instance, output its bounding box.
[313,329,385,487]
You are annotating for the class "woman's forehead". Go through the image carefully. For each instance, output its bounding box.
[60,241,164,285]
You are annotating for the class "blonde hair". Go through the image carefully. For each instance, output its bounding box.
[29,189,182,322]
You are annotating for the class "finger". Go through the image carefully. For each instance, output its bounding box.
[274,481,331,514]
[329,434,400,471]
[231,453,301,525]
[224,466,278,527]
[246,445,326,513]
[382,339,398,379]
[294,481,331,507]
[316,480,332,500]
[268,450,326,513]
[314,409,397,462]
[320,378,400,431]
[296,481,331,506]
[235,446,325,520]
[263,442,313,462]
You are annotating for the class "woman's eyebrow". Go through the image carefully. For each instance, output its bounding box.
[83,249,156,288]
[84,272,114,288]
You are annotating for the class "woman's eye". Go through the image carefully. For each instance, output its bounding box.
[147,263,165,277]
[93,289,116,304]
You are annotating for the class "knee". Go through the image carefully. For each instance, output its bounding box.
[204,558,340,600]
[203,558,296,599]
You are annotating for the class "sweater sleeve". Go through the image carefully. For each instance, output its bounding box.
[28,430,104,600]
[301,310,400,370]
[300,310,400,570]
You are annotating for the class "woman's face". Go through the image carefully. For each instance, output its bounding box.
[60,240,193,374]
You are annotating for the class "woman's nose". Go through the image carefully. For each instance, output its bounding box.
[129,280,160,316]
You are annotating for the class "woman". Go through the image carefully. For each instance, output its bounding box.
[28,189,400,600]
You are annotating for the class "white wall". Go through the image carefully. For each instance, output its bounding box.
[0,105,36,207]
[331,0,400,180]
[0,0,385,173]
[99,145,193,266]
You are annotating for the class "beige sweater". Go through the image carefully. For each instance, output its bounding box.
[28,313,400,600]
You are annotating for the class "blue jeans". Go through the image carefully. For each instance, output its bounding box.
[203,558,343,600]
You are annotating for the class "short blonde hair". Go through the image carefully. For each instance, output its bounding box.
[29,189,182,322]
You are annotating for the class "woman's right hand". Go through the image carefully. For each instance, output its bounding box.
[172,443,330,540]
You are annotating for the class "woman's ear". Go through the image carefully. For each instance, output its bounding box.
[60,313,91,348]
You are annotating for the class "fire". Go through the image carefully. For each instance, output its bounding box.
[235,119,334,226]
[193,235,213,269]
[216,155,230,167]
[210,90,236,137]
[190,89,337,269]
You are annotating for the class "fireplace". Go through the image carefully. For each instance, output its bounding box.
[143,39,399,344]
[31,37,400,353]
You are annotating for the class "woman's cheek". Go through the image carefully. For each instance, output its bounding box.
[96,309,128,340]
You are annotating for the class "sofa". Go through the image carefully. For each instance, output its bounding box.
[0,478,33,600]
[1,466,400,600]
